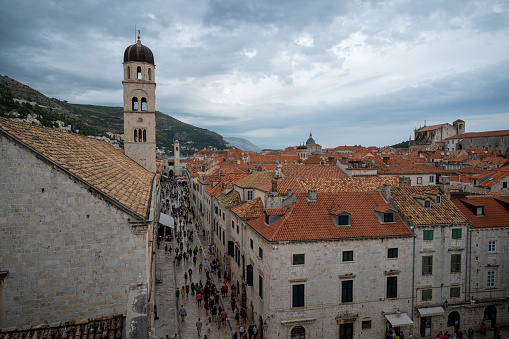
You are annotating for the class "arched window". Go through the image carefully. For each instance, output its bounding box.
[141,97,147,111]
[143,129,147,142]
[127,66,131,80]
[137,66,142,79]
[291,326,305,339]
[132,97,138,111]
[134,129,138,142]
[148,68,152,80]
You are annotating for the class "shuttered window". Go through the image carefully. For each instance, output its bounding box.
[451,254,461,273]
[422,256,433,275]
[292,284,305,307]
[341,280,353,303]
[246,265,253,286]
[387,277,397,298]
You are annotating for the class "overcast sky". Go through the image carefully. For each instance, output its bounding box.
[1,0,508,149]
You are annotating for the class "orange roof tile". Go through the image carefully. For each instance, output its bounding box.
[231,197,265,219]
[276,176,399,194]
[235,171,275,188]
[446,130,509,139]
[0,117,154,218]
[390,186,470,225]
[453,197,509,228]
[247,192,412,242]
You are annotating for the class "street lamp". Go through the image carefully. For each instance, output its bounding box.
[263,321,268,331]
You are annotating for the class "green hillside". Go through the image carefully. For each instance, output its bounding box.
[0,75,228,155]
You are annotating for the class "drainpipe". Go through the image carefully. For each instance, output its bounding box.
[411,226,416,319]
[468,226,473,300]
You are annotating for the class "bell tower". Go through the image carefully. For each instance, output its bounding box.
[174,140,181,176]
[122,32,156,172]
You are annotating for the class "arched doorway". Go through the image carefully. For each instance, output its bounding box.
[291,326,306,339]
[448,311,460,334]
[484,305,497,328]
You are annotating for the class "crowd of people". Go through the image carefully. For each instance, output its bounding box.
[158,176,259,339]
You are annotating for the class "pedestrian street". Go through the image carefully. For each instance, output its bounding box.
[155,187,235,339]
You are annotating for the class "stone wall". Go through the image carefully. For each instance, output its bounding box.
[0,314,123,339]
[0,136,148,327]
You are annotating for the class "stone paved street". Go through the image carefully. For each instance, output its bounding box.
[155,203,235,338]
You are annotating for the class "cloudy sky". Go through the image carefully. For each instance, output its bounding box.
[1,0,508,149]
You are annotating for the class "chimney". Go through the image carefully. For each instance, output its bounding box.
[271,179,277,193]
[287,188,293,196]
[383,156,390,165]
[342,156,349,165]
[439,176,451,199]
[307,189,317,201]
[399,176,410,187]
[381,184,391,201]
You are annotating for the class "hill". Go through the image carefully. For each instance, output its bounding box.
[390,140,409,148]
[0,75,228,155]
[224,137,262,152]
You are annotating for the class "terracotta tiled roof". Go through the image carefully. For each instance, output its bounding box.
[248,155,297,164]
[0,117,154,218]
[281,164,349,179]
[207,173,251,195]
[453,197,509,228]
[235,171,275,188]
[247,192,412,242]
[474,167,509,188]
[374,159,438,175]
[446,130,509,139]
[276,176,399,193]
[215,190,242,208]
[231,197,265,219]
[417,123,448,132]
[390,186,470,226]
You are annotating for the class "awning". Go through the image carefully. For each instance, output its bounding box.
[384,313,414,326]
[159,213,174,227]
[418,306,445,317]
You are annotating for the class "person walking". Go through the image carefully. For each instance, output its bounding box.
[179,305,187,322]
[196,318,203,336]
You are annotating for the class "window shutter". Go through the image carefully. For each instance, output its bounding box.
[247,265,253,286]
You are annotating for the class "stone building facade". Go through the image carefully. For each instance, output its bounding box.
[410,120,465,152]
[0,117,159,333]
[445,130,509,156]
[188,164,509,339]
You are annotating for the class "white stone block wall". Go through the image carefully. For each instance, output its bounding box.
[0,136,148,327]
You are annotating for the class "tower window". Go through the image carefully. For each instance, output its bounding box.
[134,129,138,142]
[148,68,152,80]
[141,97,147,111]
[137,66,142,79]
[127,66,131,80]
[143,129,147,142]
[132,97,138,111]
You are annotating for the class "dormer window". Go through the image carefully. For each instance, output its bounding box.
[424,200,431,208]
[476,207,484,217]
[383,211,395,223]
[338,214,350,226]
[329,207,351,226]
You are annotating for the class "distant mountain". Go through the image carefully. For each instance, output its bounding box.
[0,75,228,156]
[224,137,262,152]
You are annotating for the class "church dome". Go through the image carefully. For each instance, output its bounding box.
[306,133,315,145]
[124,39,154,64]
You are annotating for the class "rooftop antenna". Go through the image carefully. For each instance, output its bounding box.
[138,29,141,40]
